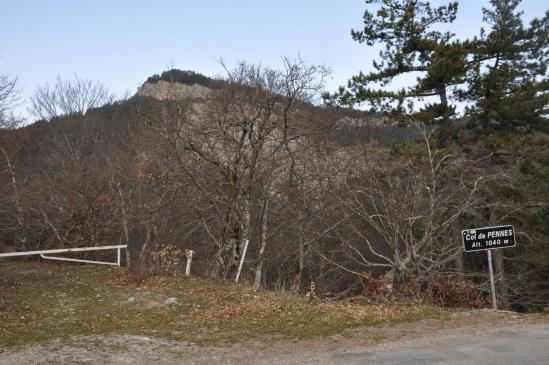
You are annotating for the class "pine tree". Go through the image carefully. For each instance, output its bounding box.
[326,0,469,139]
[464,0,549,132]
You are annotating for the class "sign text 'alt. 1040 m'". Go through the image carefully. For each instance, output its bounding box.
[461,225,516,253]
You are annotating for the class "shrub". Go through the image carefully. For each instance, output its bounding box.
[150,244,185,277]
[357,272,490,309]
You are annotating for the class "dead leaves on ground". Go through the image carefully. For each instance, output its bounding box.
[110,270,143,287]
[1,263,434,346]
[112,272,429,329]
[0,277,18,318]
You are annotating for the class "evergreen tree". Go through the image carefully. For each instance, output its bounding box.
[464,0,549,132]
[326,0,469,137]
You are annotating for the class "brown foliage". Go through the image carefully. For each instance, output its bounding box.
[109,270,143,287]
[427,275,490,309]
[150,244,185,276]
[357,272,490,309]
[357,272,390,299]
[133,244,186,279]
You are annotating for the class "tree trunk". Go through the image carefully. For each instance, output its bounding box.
[117,184,131,269]
[139,227,151,263]
[494,249,510,309]
[383,267,396,292]
[254,196,269,288]
[214,203,239,279]
[454,250,464,282]
[229,193,250,279]
[1,148,25,246]
[438,87,453,145]
[293,208,305,293]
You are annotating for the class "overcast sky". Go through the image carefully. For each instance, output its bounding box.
[1,0,547,121]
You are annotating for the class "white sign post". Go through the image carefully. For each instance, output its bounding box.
[235,239,249,283]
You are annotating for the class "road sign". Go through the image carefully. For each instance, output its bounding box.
[461,224,517,310]
[462,225,515,253]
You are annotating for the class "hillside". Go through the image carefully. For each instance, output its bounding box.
[2,1,548,363]
[1,66,547,314]
[0,68,416,180]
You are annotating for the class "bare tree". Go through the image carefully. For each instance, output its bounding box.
[0,72,21,129]
[0,146,26,245]
[326,123,504,286]
[0,69,24,244]
[29,74,115,120]
[150,58,329,285]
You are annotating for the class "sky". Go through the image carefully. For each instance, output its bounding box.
[1,0,547,121]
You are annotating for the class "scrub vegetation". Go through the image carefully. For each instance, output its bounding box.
[0,261,436,348]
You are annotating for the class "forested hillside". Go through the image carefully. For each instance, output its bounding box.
[1,0,547,312]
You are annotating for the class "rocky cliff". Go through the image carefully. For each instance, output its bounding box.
[136,69,214,100]
[137,80,211,100]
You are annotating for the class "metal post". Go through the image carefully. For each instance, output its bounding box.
[117,247,121,267]
[487,249,497,310]
[235,239,249,283]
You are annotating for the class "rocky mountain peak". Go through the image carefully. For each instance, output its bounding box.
[136,69,214,101]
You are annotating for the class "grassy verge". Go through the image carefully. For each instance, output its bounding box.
[0,261,439,348]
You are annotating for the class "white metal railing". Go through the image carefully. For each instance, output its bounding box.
[0,245,126,266]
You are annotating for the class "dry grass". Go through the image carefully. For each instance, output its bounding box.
[0,261,438,349]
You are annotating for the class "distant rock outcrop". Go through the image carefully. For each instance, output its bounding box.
[136,69,214,100]
[335,114,396,128]
[137,80,211,100]
[133,69,416,146]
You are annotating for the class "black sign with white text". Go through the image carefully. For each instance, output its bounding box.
[462,225,516,252]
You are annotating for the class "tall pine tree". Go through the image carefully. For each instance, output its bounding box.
[326,0,470,139]
[464,0,548,132]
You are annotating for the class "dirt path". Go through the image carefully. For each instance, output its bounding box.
[1,310,546,364]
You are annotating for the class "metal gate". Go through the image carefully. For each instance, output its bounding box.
[0,245,127,266]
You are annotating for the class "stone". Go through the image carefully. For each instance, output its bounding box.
[165,297,178,305]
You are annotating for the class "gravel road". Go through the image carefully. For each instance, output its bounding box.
[322,323,549,365]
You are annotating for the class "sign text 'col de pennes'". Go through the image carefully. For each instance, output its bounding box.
[461,225,515,252]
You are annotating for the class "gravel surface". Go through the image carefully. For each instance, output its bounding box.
[314,323,549,364]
